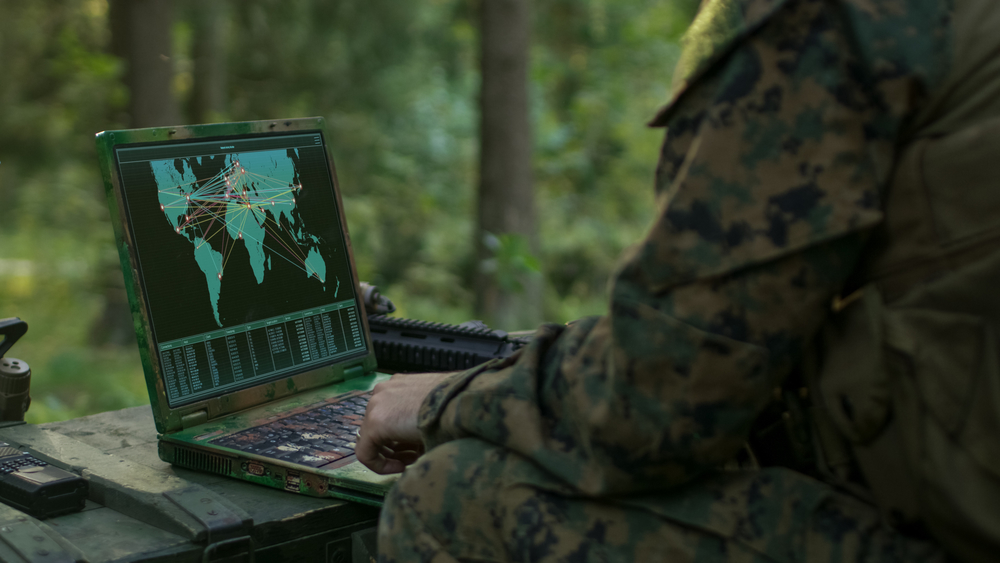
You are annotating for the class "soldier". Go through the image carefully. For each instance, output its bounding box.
[358,0,1000,561]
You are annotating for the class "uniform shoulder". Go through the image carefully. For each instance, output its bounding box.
[651,0,952,127]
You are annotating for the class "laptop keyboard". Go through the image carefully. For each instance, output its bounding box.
[210,393,370,468]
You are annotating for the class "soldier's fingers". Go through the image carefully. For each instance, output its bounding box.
[384,451,420,466]
[385,439,423,452]
[355,429,382,472]
[380,444,421,463]
[357,426,399,474]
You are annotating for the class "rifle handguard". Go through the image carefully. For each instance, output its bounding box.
[366,314,529,373]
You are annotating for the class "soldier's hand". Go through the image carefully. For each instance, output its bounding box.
[357,372,453,474]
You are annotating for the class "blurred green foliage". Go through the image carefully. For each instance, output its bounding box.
[0,0,696,423]
[481,233,542,294]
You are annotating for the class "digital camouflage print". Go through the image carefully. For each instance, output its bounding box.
[380,0,958,561]
[380,440,943,562]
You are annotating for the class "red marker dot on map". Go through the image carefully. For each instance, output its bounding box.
[186,195,191,201]
[239,232,243,239]
[160,204,165,211]
[217,273,222,280]
[175,227,181,233]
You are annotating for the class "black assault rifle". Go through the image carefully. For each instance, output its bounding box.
[360,283,531,373]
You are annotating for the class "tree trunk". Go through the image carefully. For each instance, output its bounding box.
[111,0,180,127]
[476,0,541,331]
[95,0,179,346]
[190,0,228,124]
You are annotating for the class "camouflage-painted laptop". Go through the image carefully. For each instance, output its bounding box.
[95,118,393,506]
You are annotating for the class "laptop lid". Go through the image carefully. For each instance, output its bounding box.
[95,118,378,434]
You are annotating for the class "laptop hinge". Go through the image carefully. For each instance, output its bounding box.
[181,410,209,429]
[344,364,365,380]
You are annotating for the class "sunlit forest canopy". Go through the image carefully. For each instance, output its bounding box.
[0,0,698,423]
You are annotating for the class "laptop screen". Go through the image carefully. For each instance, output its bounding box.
[113,131,368,407]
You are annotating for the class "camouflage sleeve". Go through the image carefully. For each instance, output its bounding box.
[417,0,951,496]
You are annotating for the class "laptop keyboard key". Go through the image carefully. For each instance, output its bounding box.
[209,392,371,466]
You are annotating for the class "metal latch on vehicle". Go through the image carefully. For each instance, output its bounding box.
[163,486,255,562]
[0,519,78,563]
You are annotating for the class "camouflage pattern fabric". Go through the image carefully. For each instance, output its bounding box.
[379,439,944,562]
[381,0,955,560]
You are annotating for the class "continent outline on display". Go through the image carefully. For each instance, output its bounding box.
[151,149,331,327]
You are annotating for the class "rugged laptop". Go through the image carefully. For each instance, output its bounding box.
[95,118,394,506]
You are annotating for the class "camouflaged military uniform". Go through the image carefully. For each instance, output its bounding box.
[379,0,1000,561]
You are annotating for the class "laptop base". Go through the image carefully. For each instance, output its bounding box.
[160,372,395,506]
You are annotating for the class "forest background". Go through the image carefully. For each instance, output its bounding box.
[0,0,698,423]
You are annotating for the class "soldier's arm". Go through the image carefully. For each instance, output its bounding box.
[416,0,949,495]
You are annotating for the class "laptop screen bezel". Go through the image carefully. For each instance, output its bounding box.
[96,118,378,434]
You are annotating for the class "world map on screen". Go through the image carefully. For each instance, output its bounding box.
[150,149,335,327]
